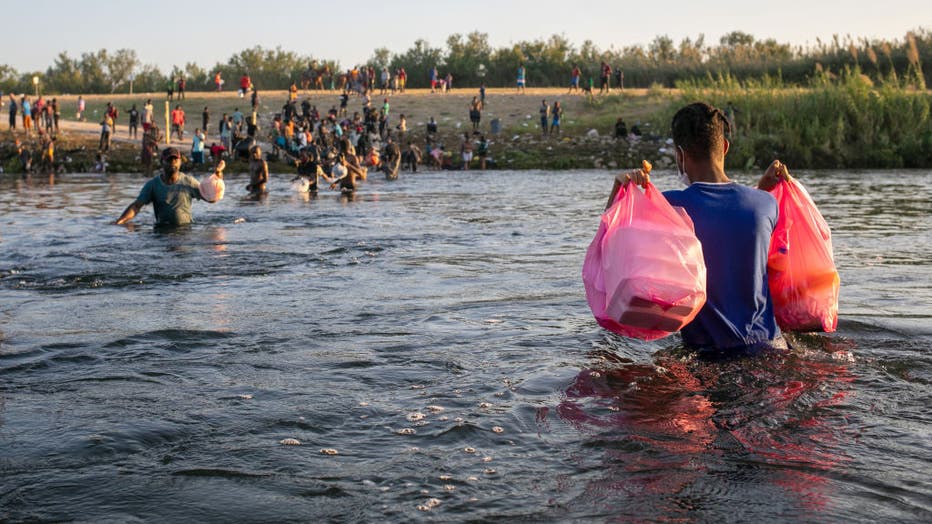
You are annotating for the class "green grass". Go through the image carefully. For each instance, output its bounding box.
[676,68,932,168]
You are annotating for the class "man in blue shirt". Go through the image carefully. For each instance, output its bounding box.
[609,102,789,353]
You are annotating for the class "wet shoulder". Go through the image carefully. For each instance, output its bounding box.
[179,173,201,188]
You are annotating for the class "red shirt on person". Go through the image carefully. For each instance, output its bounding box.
[171,108,185,126]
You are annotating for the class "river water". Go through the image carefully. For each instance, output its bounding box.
[1,168,929,522]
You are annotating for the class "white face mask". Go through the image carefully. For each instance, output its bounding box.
[675,146,691,187]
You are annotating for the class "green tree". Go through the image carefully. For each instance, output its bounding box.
[444,31,492,85]
[45,52,83,94]
[79,50,109,93]
[368,47,392,71]
[106,49,139,92]
[0,64,19,93]
[649,35,677,64]
[184,62,208,89]
[720,31,756,48]
[134,63,167,93]
[390,39,444,88]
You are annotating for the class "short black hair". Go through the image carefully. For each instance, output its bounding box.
[671,102,731,159]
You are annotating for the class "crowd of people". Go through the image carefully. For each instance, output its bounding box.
[3,59,645,186]
[5,93,61,174]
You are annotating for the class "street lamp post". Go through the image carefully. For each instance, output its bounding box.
[32,76,39,98]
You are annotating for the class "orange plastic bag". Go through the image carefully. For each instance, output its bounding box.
[583,181,707,340]
[767,178,839,332]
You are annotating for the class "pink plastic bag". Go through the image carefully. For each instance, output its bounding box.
[767,178,839,332]
[199,173,225,202]
[583,182,707,340]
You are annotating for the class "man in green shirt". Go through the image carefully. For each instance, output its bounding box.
[116,147,219,226]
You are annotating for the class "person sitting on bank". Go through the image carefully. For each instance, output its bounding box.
[614,117,628,139]
[116,147,221,226]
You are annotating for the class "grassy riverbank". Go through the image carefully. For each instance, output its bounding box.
[3,81,930,175]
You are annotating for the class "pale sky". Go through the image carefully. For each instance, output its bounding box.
[3,0,929,73]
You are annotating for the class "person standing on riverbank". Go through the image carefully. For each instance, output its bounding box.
[76,95,85,121]
[469,97,482,131]
[551,101,563,136]
[231,108,244,134]
[239,74,251,97]
[539,99,550,136]
[201,106,209,137]
[607,102,786,354]
[116,147,218,226]
[477,135,489,170]
[106,103,119,135]
[191,128,205,167]
[127,104,139,139]
[8,94,17,131]
[517,64,527,94]
[142,99,154,131]
[51,98,60,134]
[21,96,32,136]
[219,114,232,153]
[99,114,112,152]
[569,64,581,94]
[600,62,612,94]
[171,105,185,141]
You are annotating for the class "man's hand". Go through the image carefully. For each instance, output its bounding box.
[606,160,652,210]
[116,201,142,225]
[615,159,653,188]
[758,160,791,191]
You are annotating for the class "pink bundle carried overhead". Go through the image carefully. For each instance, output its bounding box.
[582,180,707,341]
[199,161,226,202]
[766,177,839,332]
[199,173,225,202]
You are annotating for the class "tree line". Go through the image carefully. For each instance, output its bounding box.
[0,29,928,95]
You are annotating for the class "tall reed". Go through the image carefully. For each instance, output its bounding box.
[675,67,932,168]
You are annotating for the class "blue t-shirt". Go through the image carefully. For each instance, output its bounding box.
[663,182,780,350]
[136,173,203,225]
